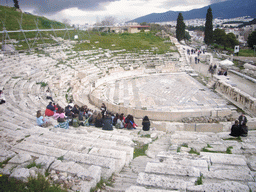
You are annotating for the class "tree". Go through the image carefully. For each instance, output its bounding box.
[176,13,185,41]
[185,31,191,40]
[204,7,213,45]
[247,31,256,49]
[213,29,239,49]
[13,0,20,9]
[213,28,227,46]
[226,33,239,48]
[101,16,116,26]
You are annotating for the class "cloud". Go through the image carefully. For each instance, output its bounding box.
[1,0,231,25]
[19,0,120,15]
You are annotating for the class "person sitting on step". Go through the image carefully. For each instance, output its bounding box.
[229,120,241,137]
[45,102,55,116]
[142,116,151,131]
[54,118,71,129]
[95,112,103,128]
[102,112,113,131]
[36,110,50,127]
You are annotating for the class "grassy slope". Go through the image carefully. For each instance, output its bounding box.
[0,5,175,53]
[0,5,66,31]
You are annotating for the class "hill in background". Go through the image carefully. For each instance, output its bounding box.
[0,5,67,31]
[131,0,256,23]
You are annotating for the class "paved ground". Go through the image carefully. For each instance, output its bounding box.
[189,50,256,98]
[95,73,230,112]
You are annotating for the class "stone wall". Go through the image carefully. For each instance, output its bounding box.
[242,63,256,79]
[215,77,256,116]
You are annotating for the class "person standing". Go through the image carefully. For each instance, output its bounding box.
[238,113,248,136]
[0,90,6,104]
[101,103,107,118]
[238,113,247,127]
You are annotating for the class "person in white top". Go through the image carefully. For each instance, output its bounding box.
[0,90,6,104]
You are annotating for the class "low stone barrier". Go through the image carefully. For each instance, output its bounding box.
[214,76,256,116]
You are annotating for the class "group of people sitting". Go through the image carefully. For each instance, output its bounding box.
[36,101,151,131]
[230,113,248,137]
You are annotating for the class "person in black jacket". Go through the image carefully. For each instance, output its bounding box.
[142,116,150,131]
[102,112,113,131]
[47,102,55,111]
[95,112,103,128]
[230,120,241,137]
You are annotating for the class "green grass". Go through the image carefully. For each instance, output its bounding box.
[74,32,176,54]
[57,156,64,161]
[226,146,233,154]
[90,175,114,192]
[133,143,149,159]
[238,49,255,57]
[0,174,67,192]
[177,146,181,153]
[0,5,66,31]
[201,148,220,153]
[181,143,188,147]
[202,146,233,154]
[140,134,151,138]
[195,174,204,185]
[26,162,42,169]
[36,82,48,87]
[223,136,242,142]
[189,148,200,155]
[0,158,11,168]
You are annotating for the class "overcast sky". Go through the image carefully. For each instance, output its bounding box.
[1,0,227,25]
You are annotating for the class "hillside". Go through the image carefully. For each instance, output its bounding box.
[131,0,256,23]
[0,5,66,31]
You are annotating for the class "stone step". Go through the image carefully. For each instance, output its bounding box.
[137,172,195,191]
[126,186,177,192]
[11,141,117,180]
[89,148,126,173]
[88,131,134,147]
[186,181,250,192]
[63,151,116,179]
[42,130,135,162]
[144,162,201,177]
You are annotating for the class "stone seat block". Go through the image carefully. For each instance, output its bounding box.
[137,172,195,191]
[89,131,134,146]
[186,181,249,192]
[12,142,67,158]
[63,151,116,179]
[145,162,201,177]
[126,186,177,192]
[156,154,209,171]
[89,148,126,173]
[200,152,247,166]
[201,168,253,182]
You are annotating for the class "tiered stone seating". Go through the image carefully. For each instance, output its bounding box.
[1,38,256,192]
[126,130,256,191]
[10,127,134,179]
